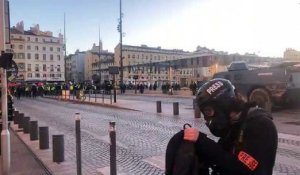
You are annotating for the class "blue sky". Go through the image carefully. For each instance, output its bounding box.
[9,0,300,57]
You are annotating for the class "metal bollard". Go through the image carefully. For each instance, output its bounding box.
[102,91,104,103]
[13,111,19,124]
[89,90,91,102]
[156,101,162,113]
[18,113,24,129]
[110,91,112,104]
[95,92,97,103]
[109,122,117,175]
[30,121,38,140]
[173,102,179,115]
[39,127,49,149]
[194,105,201,118]
[193,99,197,109]
[53,135,64,163]
[75,113,82,175]
[23,117,30,134]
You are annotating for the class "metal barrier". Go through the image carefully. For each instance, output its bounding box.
[13,111,19,124]
[109,122,117,175]
[39,127,49,149]
[173,102,179,115]
[23,117,30,134]
[53,135,64,163]
[156,101,162,113]
[18,113,24,129]
[75,113,82,175]
[30,121,39,140]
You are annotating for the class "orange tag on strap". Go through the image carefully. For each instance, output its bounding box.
[238,151,259,171]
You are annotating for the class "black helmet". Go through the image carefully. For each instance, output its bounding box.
[196,78,239,137]
[196,78,236,109]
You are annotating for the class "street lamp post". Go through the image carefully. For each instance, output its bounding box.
[118,0,123,84]
[98,27,102,87]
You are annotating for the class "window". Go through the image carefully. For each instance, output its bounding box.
[27,45,31,50]
[43,74,47,78]
[50,47,53,51]
[50,65,54,72]
[35,38,38,42]
[57,74,61,78]
[18,53,24,59]
[11,45,15,49]
[17,63,25,70]
[27,53,31,59]
[35,73,40,78]
[43,54,46,60]
[35,46,39,51]
[27,64,31,71]
[50,54,53,61]
[35,54,39,60]
[19,45,23,50]
[27,73,32,78]
[57,65,61,72]
[57,55,61,61]
[27,37,30,41]
[57,47,60,52]
[43,64,46,71]
[35,64,39,71]
[50,74,55,77]
[43,47,46,51]
[128,54,130,58]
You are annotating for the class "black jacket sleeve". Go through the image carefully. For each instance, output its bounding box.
[195,114,278,175]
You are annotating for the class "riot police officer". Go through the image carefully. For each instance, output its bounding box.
[184,78,278,175]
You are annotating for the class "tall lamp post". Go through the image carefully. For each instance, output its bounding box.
[118,0,124,84]
[98,26,102,87]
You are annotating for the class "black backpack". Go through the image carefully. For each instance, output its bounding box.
[166,124,208,175]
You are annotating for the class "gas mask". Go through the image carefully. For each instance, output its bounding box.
[204,108,231,138]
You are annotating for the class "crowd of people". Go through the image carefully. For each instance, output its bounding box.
[8,80,193,99]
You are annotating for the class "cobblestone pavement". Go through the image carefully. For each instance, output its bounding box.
[14,97,300,175]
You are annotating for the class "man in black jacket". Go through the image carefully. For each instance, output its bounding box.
[182,78,278,175]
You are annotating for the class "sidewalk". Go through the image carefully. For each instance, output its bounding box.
[55,94,196,118]
[0,127,50,175]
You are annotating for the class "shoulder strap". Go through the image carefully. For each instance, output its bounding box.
[236,106,258,149]
[237,106,271,148]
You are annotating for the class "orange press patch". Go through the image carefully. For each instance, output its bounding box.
[238,151,259,171]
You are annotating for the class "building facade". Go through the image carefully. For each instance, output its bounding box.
[114,44,282,87]
[65,43,114,84]
[284,48,300,61]
[91,51,114,84]
[114,44,189,86]
[10,21,65,82]
[65,50,86,83]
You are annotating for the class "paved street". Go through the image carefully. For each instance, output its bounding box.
[14,96,300,175]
